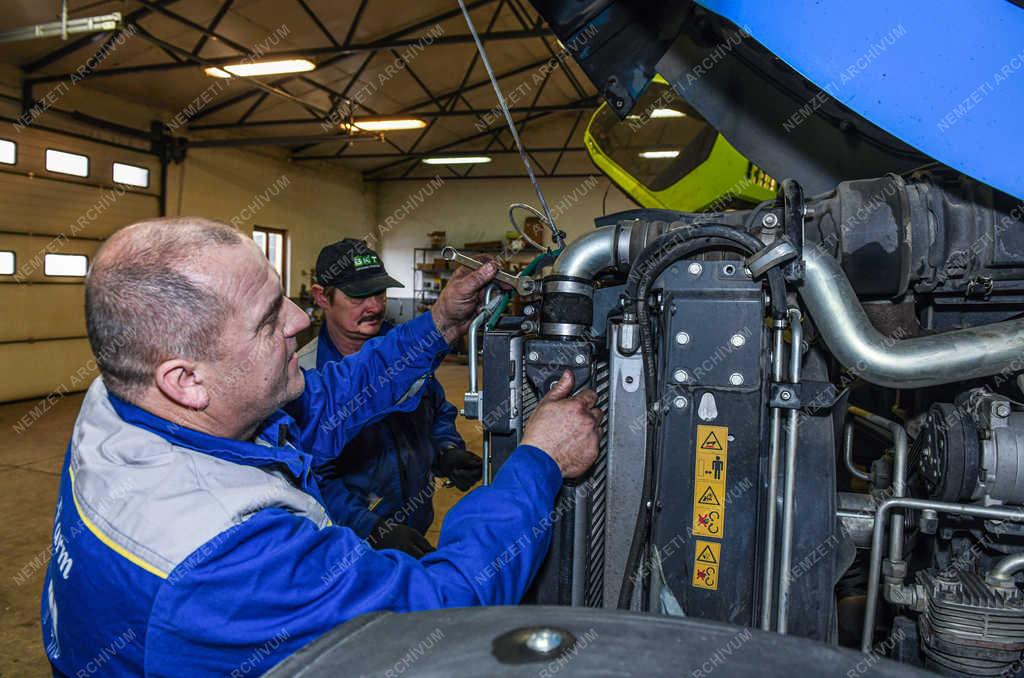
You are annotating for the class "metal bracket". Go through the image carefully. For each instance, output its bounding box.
[746,238,797,279]
[769,380,842,411]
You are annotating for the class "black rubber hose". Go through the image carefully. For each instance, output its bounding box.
[616,224,786,609]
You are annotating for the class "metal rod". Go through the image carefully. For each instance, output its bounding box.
[467,285,501,395]
[862,498,1024,652]
[843,420,872,482]
[776,308,803,633]
[760,319,787,630]
[482,435,491,486]
[468,310,487,394]
[188,133,364,148]
[848,406,908,562]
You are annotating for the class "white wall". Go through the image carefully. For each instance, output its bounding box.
[165,151,376,295]
[375,176,637,291]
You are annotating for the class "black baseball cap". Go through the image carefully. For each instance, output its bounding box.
[314,239,404,298]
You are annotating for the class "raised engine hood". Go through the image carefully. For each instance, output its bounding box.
[529,0,1024,199]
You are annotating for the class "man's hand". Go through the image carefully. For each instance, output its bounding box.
[436,446,483,491]
[520,370,602,478]
[431,259,499,343]
[367,518,435,558]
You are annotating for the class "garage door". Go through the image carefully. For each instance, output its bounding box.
[0,126,161,403]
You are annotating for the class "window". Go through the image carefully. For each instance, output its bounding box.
[0,139,15,165]
[44,253,88,277]
[252,227,288,292]
[46,149,89,177]
[112,161,149,188]
[0,250,13,275]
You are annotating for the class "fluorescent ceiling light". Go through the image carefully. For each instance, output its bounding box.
[639,150,680,159]
[205,59,316,78]
[345,118,427,132]
[422,156,492,165]
[650,108,686,118]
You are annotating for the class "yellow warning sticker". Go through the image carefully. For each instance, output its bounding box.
[697,484,723,506]
[692,502,724,538]
[695,450,728,485]
[698,426,727,452]
[692,425,729,539]
[692,539,721,590]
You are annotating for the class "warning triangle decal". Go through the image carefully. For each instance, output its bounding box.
[696,544,718,564]
[700,431,723,450]
[698,486,721,506]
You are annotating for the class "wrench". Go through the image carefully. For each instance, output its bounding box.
[441,246,536,295]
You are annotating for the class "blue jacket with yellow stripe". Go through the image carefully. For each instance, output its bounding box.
[297,322,465,537]
[41,313,561,676]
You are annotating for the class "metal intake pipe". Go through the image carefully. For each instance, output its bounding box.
[800,246,1024,389]
[550,224,629,279]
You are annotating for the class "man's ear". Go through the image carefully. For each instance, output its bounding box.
[310,284,331,309]
[153,359,209,410]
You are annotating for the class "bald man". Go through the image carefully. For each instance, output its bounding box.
[40,218,601,677]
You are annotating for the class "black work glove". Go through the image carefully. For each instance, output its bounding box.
[436,446,483,491]
[367,519,435,558]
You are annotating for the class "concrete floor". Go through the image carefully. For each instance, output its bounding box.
[0,362,477,676]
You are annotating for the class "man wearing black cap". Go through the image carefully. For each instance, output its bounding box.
[298,238,482,556]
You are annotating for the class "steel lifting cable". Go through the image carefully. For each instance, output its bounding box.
[456,0,565,249]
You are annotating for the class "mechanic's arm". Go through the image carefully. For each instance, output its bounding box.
[313,467,380,538]
[288,261,500,456]
[143,372,599,676]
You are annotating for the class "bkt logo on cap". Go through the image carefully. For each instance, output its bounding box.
[353,254,381,269]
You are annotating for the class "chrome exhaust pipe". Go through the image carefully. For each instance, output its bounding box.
[800,246,1024,388]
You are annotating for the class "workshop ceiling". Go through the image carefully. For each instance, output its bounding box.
[2,0,601,181]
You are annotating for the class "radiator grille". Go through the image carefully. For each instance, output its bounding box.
[519,360,610,607]
[585,361,610,607]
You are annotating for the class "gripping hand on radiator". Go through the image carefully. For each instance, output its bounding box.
[520,370,602,478]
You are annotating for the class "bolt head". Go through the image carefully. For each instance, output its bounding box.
[996,402,1011,418]
[762,213,779,228]
[780,390,792,401]
[574,354,586,365]
[676,331,690,345]
[729,372,744,386]
[673,396,688,409]
[528,351,539,362]
[687,262,703,276]
[673,369,689,383]
[730,333,746,347]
